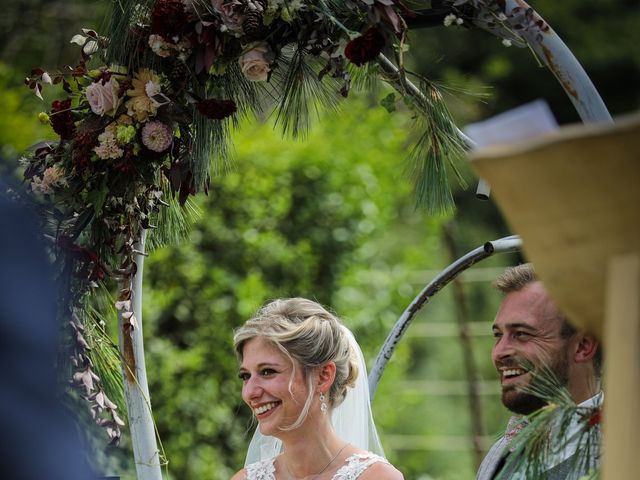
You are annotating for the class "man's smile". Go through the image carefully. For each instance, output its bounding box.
[499,367,529,387]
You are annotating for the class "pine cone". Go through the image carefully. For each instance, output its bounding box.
[168,59,189,92]
[242,10,265,41]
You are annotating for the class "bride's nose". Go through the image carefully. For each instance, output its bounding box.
[243,375,264,403]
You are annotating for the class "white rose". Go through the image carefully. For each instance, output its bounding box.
[86,77,121,116]
[238,45,271,82]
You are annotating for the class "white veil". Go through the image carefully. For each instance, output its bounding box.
[244,326,385,465]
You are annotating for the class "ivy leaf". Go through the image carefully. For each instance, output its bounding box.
[88,179,109,214]
[380,93,397,113]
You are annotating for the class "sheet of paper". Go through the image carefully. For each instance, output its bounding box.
[464,99,559,149]
[464,99,559,198]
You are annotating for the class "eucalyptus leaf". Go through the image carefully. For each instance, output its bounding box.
[380,92,397,113]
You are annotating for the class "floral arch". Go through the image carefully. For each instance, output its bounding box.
[18,0,610,478]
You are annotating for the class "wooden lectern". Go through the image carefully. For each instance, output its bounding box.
[470,112,640,479]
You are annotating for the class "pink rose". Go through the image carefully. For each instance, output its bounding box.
[86,77,121,116]
[238,45,271,82]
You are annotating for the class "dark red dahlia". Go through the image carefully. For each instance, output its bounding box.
[72,130,96,170]
[587,409,602,428]
[151,0,191,39]
[344,27,386,66]
[50,98,76,140]
[196,99,237,120]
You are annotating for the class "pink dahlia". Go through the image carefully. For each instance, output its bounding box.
[141,121,173,152]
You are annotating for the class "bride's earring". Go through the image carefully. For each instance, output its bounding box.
[319,392,328,413]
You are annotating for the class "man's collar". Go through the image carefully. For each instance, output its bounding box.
[578,390,603,408]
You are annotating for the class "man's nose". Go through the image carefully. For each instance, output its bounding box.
[492,335,515,362]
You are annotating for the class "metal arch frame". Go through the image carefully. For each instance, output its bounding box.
[367,0,615,397]
[368,235,522,399]
[406,1,613,125]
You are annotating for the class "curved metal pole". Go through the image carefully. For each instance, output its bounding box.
[404,2,612,124]
[368,235,522,400]
[489,0,612,124]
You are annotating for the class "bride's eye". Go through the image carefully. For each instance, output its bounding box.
[238,372,250,381]
[260,368,276,377]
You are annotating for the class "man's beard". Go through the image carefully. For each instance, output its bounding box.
[500,353,570,415]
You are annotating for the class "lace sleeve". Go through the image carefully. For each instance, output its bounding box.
[245,458,276,480]
[333,453,390,480]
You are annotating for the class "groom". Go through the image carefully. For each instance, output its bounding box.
[476,263,602,480]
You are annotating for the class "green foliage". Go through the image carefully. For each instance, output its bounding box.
[0,63,52,177]
[134,94,444,479]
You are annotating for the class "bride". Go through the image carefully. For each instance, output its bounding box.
[231,298,403,480]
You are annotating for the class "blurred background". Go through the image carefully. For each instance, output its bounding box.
[1,1,638,479]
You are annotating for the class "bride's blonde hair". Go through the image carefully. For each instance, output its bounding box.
[234,298,359,430]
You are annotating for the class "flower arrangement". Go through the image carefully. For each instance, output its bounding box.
[21,0,537,444]
[23,0,471,215]
[15,0,588,458]
[22,0,449,445]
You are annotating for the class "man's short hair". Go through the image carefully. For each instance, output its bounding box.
[494,263,537,294]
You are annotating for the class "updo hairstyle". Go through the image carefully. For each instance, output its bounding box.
[234,298,359,429]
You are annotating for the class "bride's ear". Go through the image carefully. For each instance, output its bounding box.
[317,361,337,391]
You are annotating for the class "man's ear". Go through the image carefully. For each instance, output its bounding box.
[317,361,336,392]
[574,334,599,363]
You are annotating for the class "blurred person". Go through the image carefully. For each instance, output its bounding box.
[477,264,602,480]
[231,298,403,480]
[0,184,94,479]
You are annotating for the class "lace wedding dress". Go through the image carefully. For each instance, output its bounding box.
[245,452,389,480]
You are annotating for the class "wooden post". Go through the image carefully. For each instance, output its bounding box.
[601,254,640,479]
[443,223,486,469]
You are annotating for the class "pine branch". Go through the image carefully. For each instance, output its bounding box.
[105,0,155,69]
[349,62,381,94]
[146,190,201,252]
[377,54,468,213]
[272,45,341,139]
[84,303,127,417]
[497,362,602,479]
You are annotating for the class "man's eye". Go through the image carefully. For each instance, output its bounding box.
[493,331,502,339]
[514,331,530,338]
